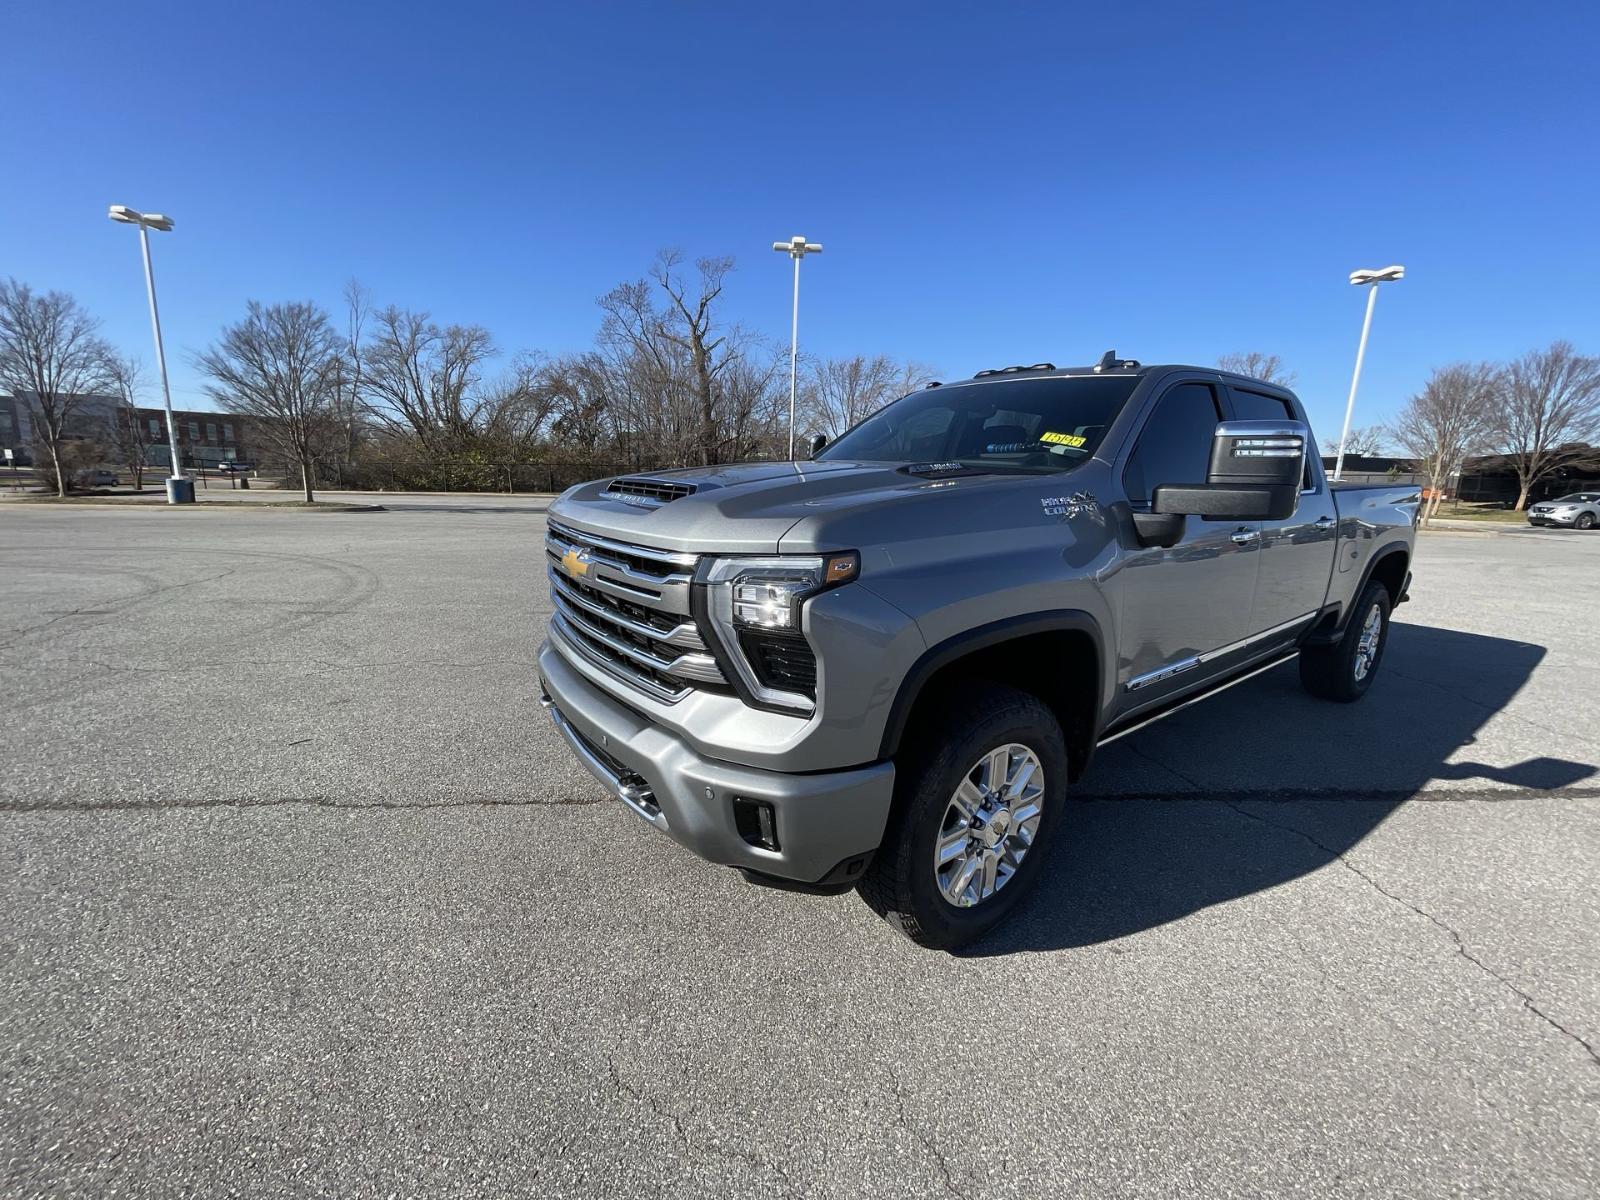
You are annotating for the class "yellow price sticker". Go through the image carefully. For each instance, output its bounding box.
[1040,431,1087,448]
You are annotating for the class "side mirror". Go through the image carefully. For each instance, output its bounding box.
[1152,420,1307,523]
[810,433,828,459]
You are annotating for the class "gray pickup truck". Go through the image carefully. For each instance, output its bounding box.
[537,355,1418,948]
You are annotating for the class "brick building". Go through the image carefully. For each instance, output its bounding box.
[123,406,251,468]
[0,392,251,469]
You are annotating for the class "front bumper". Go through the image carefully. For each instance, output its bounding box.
[1528,513,1574,525]
[537,639,895,885]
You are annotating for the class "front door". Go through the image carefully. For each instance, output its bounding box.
[1111,379,1262,714]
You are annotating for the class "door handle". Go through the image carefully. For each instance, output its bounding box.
[1314,516,1336,528]
[1230,528,1260,545]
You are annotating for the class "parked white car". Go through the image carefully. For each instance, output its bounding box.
[1527,493,1600,529]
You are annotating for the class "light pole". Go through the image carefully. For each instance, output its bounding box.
[1333,264,1404,481]
[773,235,822,460]
[109,205,190,503]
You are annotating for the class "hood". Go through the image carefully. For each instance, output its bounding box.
[546,460,1041,554]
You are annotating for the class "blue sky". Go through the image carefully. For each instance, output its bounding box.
[4,0,1597,437]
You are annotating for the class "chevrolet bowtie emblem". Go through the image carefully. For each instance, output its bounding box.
[561,548,591,578]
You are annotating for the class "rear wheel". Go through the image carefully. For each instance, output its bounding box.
[858,683,1068,950]
[1299,580,1391,702]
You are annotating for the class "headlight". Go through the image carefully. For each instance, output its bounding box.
[701,552,859,712]
[728,554,858,630]
[732,573,815,629]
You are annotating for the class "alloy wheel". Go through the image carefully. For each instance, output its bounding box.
[933,744,1045,908]
[1353,602,1383,681]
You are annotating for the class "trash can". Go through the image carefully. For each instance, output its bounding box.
[166,476,196,504]
[239,476,250,490]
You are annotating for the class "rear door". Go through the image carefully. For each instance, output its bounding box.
[1225,386,1339,641]
[1111,379,1261,712]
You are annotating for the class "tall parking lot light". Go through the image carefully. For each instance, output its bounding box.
[109,205,190,503]
[773,235,823,460]
[1333,264,1405,481]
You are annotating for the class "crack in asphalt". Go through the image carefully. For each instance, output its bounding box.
[0,792,612,813]
[604,1058,808,1198]
[887,1068,970,1200]
[1387,664,1600,755]
[1222,799,1600,1071]
[1109,745,1599,1069]
[5,784,1598,817]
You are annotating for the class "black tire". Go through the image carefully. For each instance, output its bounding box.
[857,682,1069,950]
[1576,512,1596,530]
[1299,581,1392,702]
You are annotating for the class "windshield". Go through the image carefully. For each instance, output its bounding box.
[815,375,1141,474]
[1553,494,1599,503]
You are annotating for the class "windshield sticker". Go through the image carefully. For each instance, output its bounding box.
[984,441,1035,453]
[1040,431,1088,448]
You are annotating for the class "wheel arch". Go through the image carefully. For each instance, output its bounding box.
[1306,541,1411,644]
[878,611,1105,781]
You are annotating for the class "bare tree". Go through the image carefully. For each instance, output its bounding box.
[1217,352,1296,386]
[0,279,114,496]
[1321,423,1388,459]
[1487,341,1600,509]
[360,306,499,451]
[652,250,738,465]
[325,279,372,486]
[805,355,935,442]
[103,353,150,489]
[1389,363,1496,525]
[195,301,342,502]
[540,352,619,459]
[719,348,788,462]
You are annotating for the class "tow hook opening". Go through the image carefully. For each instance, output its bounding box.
[617,772,660,819]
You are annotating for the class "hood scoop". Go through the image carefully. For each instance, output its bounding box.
[603,475,701,508]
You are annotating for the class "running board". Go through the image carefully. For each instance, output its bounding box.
[1096,650,1300,747]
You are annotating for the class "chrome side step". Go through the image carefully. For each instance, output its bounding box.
[1097,650,1299,747]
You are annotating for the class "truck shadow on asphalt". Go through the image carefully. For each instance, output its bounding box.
[965,623,1596,957]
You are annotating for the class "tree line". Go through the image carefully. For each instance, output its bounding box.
[6,266,1597,509]
[0,253,931,501]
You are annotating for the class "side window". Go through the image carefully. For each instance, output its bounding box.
[1230,391,1292,422]
[1123,383,1222,504]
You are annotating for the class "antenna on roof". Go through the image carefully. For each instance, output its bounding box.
[1093,350,1141,373]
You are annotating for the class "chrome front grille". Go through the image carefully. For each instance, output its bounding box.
[545,520,727,702]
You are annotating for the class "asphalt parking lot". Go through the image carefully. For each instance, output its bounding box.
[2,499,1596,1199]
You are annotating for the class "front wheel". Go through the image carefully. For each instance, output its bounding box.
[1299,580,1392,702]
[1576,512,1596,530]
[858,683,1068,950]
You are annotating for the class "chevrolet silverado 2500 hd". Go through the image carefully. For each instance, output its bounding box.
[537,356,1418,948]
